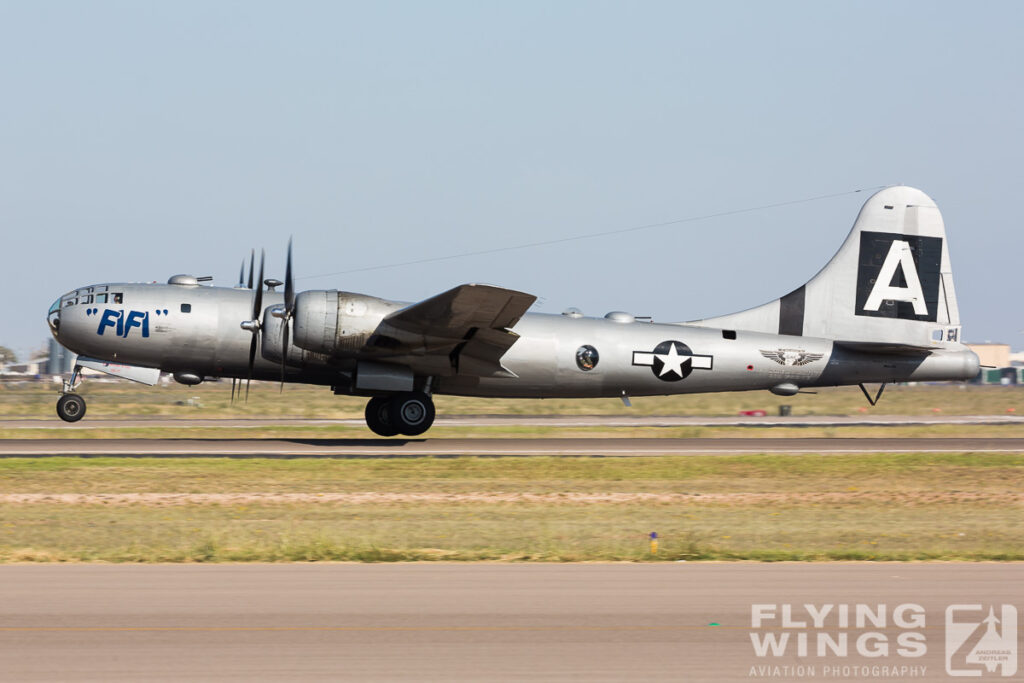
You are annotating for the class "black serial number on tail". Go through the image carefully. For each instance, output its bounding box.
[856,231,942,322]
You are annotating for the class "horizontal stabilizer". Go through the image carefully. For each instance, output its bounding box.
[833,341,933,356]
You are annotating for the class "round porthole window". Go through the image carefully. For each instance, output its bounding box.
[576,345,599,371]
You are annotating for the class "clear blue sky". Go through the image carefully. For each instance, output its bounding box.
[2,1,1021,359]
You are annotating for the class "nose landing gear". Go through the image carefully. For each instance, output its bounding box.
[364,391,436,437]
[56,365,86,423]
[56,394,86,422]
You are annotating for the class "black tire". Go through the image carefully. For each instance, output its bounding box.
[364,396,400,437]
[389,392,435,436]
[56,394,86,423]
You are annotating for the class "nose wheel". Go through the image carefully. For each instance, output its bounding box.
[56,393,86,422]
[364,392,435,437]
[56,364,86,423]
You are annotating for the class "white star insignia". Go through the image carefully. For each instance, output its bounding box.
[656,343,688,377]
[631,341,713,381]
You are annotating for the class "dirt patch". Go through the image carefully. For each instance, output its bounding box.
[1,491,1021,506]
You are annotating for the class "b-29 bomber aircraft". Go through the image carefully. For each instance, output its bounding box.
[47,186,979,436]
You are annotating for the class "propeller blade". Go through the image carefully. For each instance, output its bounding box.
[230,377,236,403]
[246,334,258,402]
[274,238,295,393]
[237,259,245,288]
[284,238,294,314]
[247,249,255,289]
[245,249,267,402]
[280,318,289,392]
[252,249,265,320]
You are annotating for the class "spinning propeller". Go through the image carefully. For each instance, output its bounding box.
[271,238,296,391]
[231,241,295,401]
[232,249,265,402]
[239,249,265,401]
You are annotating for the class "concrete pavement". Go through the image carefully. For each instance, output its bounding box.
[0,563,1018,681]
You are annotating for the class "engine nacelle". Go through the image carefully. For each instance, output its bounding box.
[291,290,402,356]
[260,309,320,367]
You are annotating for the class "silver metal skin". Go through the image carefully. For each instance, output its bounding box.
[46,186,980,435]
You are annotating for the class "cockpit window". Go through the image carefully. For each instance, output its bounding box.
[81,294,93,304]
[112,293,123,304]
[63,298,76,307]
[96,293,108,304]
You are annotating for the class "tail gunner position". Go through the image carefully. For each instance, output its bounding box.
[46,186,979,435]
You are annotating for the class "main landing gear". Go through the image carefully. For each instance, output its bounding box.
[364,392,435,437]
[56,365,86,423]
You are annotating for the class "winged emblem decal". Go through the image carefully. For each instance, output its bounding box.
[759,348,824,366]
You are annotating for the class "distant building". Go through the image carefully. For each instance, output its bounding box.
[0,360,43,377]
[47,339,76,375]
[967,343,1011,370]
[967,343,1019,385]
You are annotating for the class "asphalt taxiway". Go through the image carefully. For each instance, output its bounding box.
[0,436,1023,457]
[3,414,1022,429]
[0,563,1018,681]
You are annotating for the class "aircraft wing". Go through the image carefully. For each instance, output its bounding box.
[376,284,537,377]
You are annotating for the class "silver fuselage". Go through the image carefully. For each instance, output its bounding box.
[48,282,980,398]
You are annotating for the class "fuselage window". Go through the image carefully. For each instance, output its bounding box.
[576,345,599,371]
[181,303,192,313]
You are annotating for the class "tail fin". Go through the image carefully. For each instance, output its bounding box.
[689,186,963,347]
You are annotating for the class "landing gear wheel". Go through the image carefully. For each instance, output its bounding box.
[388,392,435,436]
[56,394,86,423]
[364,396,400,437]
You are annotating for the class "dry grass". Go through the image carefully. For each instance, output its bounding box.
[0,453,1019,562]
[0,500,1018,563]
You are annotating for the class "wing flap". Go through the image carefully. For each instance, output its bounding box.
[449,327,520,378]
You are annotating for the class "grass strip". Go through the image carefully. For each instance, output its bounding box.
[0,453,1019,562]
[0,501,1019,563]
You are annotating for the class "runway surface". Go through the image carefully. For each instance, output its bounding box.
[3,414,1023,429]
[1,436,1023,457]
[0,563,1018,681]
